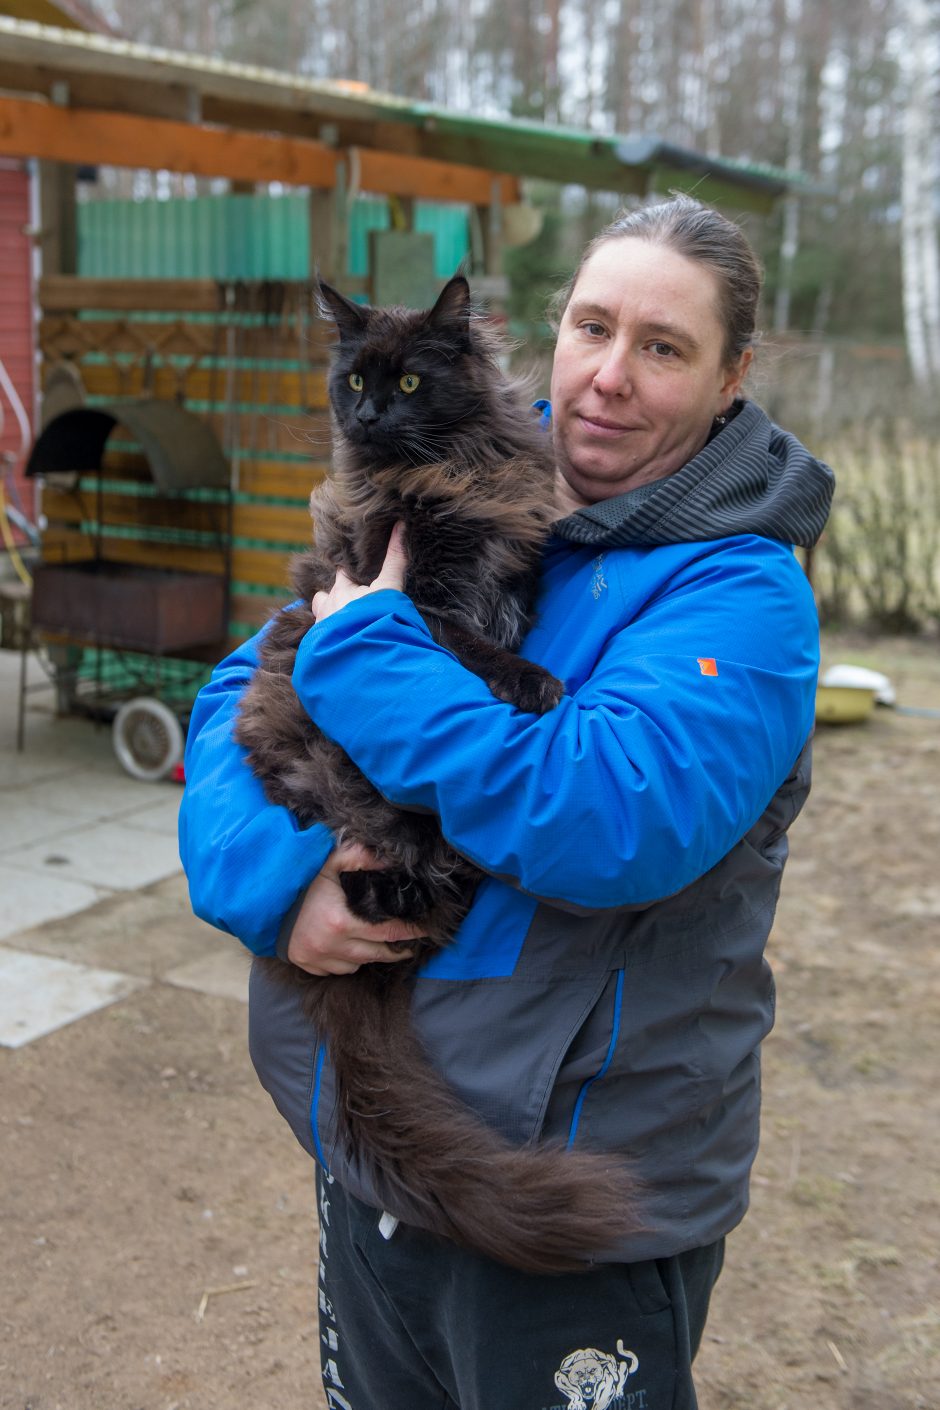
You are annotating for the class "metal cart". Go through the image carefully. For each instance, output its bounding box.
[18,398,232,779]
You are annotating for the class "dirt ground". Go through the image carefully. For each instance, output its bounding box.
[2,630,938,1410]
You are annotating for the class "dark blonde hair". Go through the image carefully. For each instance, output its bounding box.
[553,194,763,368]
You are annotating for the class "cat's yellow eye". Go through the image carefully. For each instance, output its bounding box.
[399,373,421,394]
[348,372,364,392]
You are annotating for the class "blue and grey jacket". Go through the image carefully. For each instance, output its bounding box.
[179,399,834,1260]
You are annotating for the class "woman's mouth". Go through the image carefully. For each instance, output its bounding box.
[577,414,637,437]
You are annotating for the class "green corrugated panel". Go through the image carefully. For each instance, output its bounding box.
[415,203,469,278]
[78,194,467,282]
[347,199,390,277]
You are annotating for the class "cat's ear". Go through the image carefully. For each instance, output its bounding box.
[427,276,472,331]
[317,281,370,341]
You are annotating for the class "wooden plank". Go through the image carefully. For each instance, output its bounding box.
[234,502,312,545]
[355,148,519,207]
[39,314,334,361]
[1,95,519,205]
[47,452,329,500]
[41,489,314,546]
[230,592,285,630]
[75,362,330,409]
[40,315,219,359]
[205,410,332,458]
[39,527,293,589]
[37,158,77,276]
[40,488,227,536]
[39,405,332,458]
[40,277,223,314]
[238,460,327,499]
[91,451,151,480]
[0,94,341,187]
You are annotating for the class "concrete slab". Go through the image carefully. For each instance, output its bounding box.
[3,819,182,892]
[0,946,147,1048]
[121,789,183,837]
[2,876,224,978]
[0,861,104,941]
[163,945,252,1003]
[0,800,80,852]
[14,765,171,823]
[0,749,87,790]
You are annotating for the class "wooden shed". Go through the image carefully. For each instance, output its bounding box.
[0,15,801,746]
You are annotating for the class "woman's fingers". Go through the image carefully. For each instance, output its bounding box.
[371,521,409,592]
[310,526,409,621]
[285,847,422,976]
[310,568,367,622]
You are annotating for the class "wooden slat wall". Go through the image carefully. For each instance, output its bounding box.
[37,277,330,651]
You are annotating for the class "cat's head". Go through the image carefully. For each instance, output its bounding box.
[318,276,493,468]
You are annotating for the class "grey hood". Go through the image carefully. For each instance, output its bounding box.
[553,400,834,550]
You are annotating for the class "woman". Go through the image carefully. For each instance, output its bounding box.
[180,195,834,1410]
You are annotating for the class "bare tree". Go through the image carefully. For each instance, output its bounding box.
[901,0,940,385]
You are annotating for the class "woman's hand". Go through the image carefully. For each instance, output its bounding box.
[312,522,408,623]
[286,841,424,976]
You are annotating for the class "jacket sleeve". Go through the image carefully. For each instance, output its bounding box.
[178,628,334,955]
[290,539,819,910]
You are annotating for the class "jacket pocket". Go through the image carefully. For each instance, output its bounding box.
[538,966,626,1148]
[413,965,617,1147]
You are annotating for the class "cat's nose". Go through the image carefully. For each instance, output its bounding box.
[356,401,381,426]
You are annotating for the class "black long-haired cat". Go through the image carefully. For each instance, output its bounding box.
[235,277,640,1273]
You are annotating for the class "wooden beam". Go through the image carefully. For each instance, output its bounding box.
[355,149,519,206]
[37,158,77,274]
[0,95,520,204]
[0,94,340,186]
[0,62,201,124]
[39,277,222,312]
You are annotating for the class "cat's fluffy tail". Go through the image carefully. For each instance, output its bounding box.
[307,971,644,1275]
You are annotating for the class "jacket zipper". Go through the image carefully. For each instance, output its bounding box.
[566,967,625,1150]
[310,1041,328,1168]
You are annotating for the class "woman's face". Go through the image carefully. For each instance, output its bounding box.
[549,237,751,509]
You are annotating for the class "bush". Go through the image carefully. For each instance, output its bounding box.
[812,423,940,634]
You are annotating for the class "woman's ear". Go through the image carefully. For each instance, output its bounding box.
[718,346,753,410]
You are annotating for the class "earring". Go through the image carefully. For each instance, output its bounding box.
[713,412,727,427]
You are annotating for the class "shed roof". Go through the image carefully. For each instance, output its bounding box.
[0,17,807,212]
[0,1,115,33]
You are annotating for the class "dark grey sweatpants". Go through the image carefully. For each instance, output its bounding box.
[315,1169,724,1410]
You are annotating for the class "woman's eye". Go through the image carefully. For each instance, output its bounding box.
[348,372,364,392]
[399,373,421,394]
[650,342,678,358]
[580,321,606,337]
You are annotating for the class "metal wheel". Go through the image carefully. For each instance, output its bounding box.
[112,696,184,782]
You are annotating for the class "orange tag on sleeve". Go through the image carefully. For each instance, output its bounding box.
[697,657,719,677]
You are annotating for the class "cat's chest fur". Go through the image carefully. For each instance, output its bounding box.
[324,481,535,648]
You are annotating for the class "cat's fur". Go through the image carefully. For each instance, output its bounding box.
[235,277,641,1273]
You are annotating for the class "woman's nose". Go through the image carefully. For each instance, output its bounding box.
[592,345,632,397]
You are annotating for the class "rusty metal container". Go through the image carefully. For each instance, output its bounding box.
[30,561,227,653]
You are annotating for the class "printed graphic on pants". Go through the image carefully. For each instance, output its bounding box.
[318,1171,354,1410]
[554,1340,640,1409]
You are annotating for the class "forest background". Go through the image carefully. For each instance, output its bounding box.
[92,0,940,633]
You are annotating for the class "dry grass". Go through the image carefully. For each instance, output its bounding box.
[811,425,940,634]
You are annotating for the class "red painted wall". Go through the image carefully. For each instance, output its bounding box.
[0,160,36,535]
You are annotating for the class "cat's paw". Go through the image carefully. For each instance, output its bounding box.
[339,868,432,923]
[490,665,565,715]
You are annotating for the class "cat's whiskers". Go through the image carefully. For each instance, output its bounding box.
[418,400,487,430]
[397,436,448,467]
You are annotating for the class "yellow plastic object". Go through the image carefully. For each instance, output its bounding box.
[815,684,877,725]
